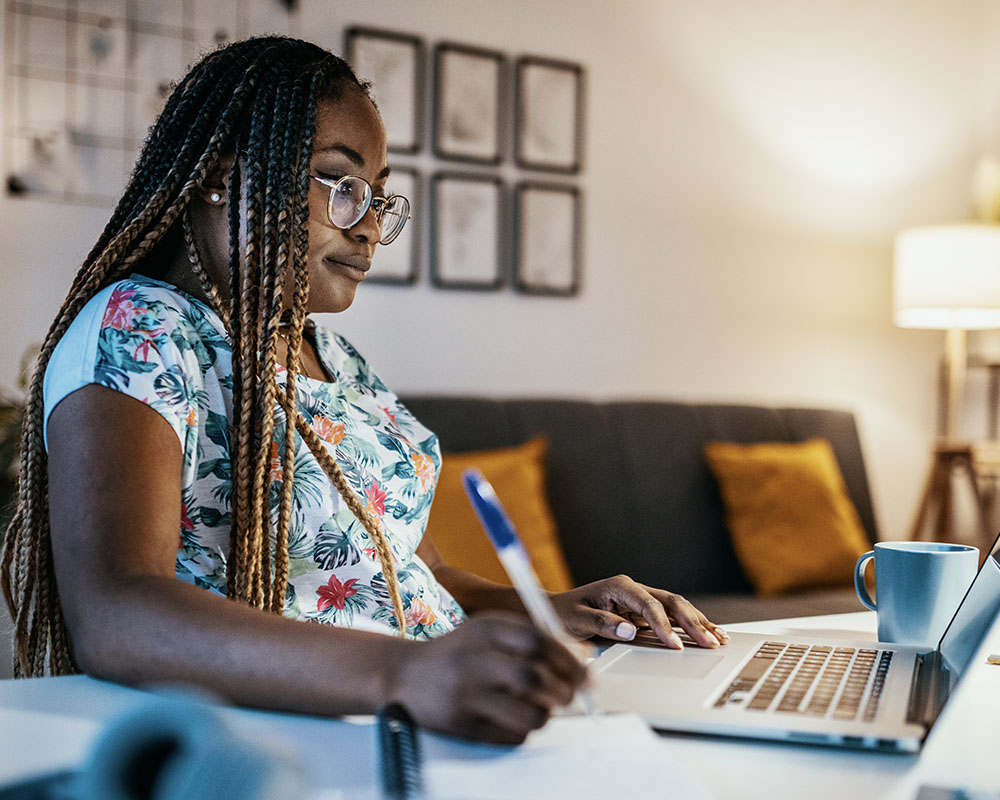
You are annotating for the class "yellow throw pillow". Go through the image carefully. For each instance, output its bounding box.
[425,437,574,593]
[704,438,870,597]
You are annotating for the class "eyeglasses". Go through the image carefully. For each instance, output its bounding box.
[310,175,410,245]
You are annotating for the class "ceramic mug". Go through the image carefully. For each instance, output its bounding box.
[854,541,979,649]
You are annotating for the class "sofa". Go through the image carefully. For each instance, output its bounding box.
[401,395,877,624]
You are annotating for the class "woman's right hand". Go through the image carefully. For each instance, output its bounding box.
[385,612,588,744]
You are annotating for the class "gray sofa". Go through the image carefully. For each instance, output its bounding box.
[401,396,877,624]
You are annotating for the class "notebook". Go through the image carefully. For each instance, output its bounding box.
[590,532,1000,752]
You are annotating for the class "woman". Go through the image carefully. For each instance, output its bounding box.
[1,37,727,744]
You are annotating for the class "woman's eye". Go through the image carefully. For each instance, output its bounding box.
[315,171,342,181]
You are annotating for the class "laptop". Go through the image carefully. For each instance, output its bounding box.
[460,468,1000,753]
[588,531,1000,753]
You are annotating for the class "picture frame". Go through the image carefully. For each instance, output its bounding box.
[345,27,422,154]
[431,173,503,290]
[367,167,420,285]
[514,182,581,296]
[515,57,584,173]
[433,43,503,165]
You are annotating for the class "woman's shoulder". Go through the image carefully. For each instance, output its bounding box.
[59,274,229,357]
[100,274,223,329]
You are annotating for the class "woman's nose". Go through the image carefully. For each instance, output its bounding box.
[348,204,381,244]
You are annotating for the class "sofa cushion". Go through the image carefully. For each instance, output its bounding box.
[424,437,574,592]
[704,438,870,596]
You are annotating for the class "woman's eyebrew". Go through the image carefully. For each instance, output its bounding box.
[310,175,410,245]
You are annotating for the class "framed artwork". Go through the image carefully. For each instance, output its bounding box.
[515,57,584,173]
[433,43,503,165]
[368,167,420,285]
[515,182,581,296]
[345,27,422,154]
[431,173,503,290]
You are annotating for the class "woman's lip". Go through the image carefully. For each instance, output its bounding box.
[327,259,370,280]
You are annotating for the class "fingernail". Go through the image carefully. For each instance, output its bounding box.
[668,632,684,649]
[716,628,730,641]
[615,621,637,640]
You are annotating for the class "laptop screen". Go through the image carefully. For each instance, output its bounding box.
[938,532,1000,679]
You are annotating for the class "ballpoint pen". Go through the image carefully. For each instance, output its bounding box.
[462,468,602,719]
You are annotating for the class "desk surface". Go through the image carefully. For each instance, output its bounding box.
[2,611,999,800]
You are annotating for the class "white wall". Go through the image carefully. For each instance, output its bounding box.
[2,0,997,547]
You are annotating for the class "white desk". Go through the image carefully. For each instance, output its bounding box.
[2,611,999,800]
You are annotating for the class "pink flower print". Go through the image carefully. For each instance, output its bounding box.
[316,574,359,612]
[180,501,195,534]
[365,479,387,518]
[379,405,397,426]
[269,441,283,483]
[133,338,161,362]
[102,288,143,330]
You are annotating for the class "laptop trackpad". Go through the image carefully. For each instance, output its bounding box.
[614,648,725,679]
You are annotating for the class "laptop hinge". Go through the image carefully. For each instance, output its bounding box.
[906,650,948,726]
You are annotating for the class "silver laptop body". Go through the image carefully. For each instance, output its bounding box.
[591,534,1000,753]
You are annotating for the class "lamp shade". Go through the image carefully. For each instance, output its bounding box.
[894,224,1000,329]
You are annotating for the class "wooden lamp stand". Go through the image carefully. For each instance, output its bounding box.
[909,329,993,546]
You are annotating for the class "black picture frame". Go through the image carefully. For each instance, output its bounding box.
[433,43,503,165]
[515,56,584,174]
[345,27,423,154]
[431,172,503,290]
[514,182,581,296]
[367,167,420,285]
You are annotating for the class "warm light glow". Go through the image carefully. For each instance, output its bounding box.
[894,225,1000,329]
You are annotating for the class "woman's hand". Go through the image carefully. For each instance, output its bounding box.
[383,611,587,745]
[550,575,729,650]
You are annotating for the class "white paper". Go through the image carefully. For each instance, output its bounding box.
[424,713,714,800]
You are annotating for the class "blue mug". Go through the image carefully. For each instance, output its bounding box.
[854,541,979,649]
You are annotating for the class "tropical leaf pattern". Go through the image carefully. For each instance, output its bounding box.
[45,275,464,640]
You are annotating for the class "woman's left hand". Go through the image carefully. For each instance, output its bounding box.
[550,575,730,649]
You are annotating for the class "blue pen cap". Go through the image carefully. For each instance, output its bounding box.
[461,468,519,550]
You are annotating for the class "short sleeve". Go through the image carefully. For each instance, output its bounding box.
[43,280,200,452]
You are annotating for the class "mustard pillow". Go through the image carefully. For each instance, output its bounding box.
[704,438,870,597]
[425,437,574,593]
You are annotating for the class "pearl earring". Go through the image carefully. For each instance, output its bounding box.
[209,191,222,204]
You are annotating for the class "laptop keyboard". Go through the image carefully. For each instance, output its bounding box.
[713,642,893,722]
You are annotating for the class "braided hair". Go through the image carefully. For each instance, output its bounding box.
[1,37,409,677]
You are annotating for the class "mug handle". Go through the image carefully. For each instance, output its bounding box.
[854,551,876,611]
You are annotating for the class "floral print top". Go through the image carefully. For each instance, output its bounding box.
[43,274,465,639]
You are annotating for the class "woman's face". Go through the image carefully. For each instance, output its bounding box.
[304,87,389,314]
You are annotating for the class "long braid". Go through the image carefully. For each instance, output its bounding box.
[267,72,313,614]
[2,37,412,675]
[254,69,299,613]
[229,71,271,604]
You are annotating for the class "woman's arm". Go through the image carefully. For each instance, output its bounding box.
[47,385,584,743]
[416,534,525,613]
[418,526,729,650]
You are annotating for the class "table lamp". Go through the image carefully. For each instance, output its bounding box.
[894,223,1000,541]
